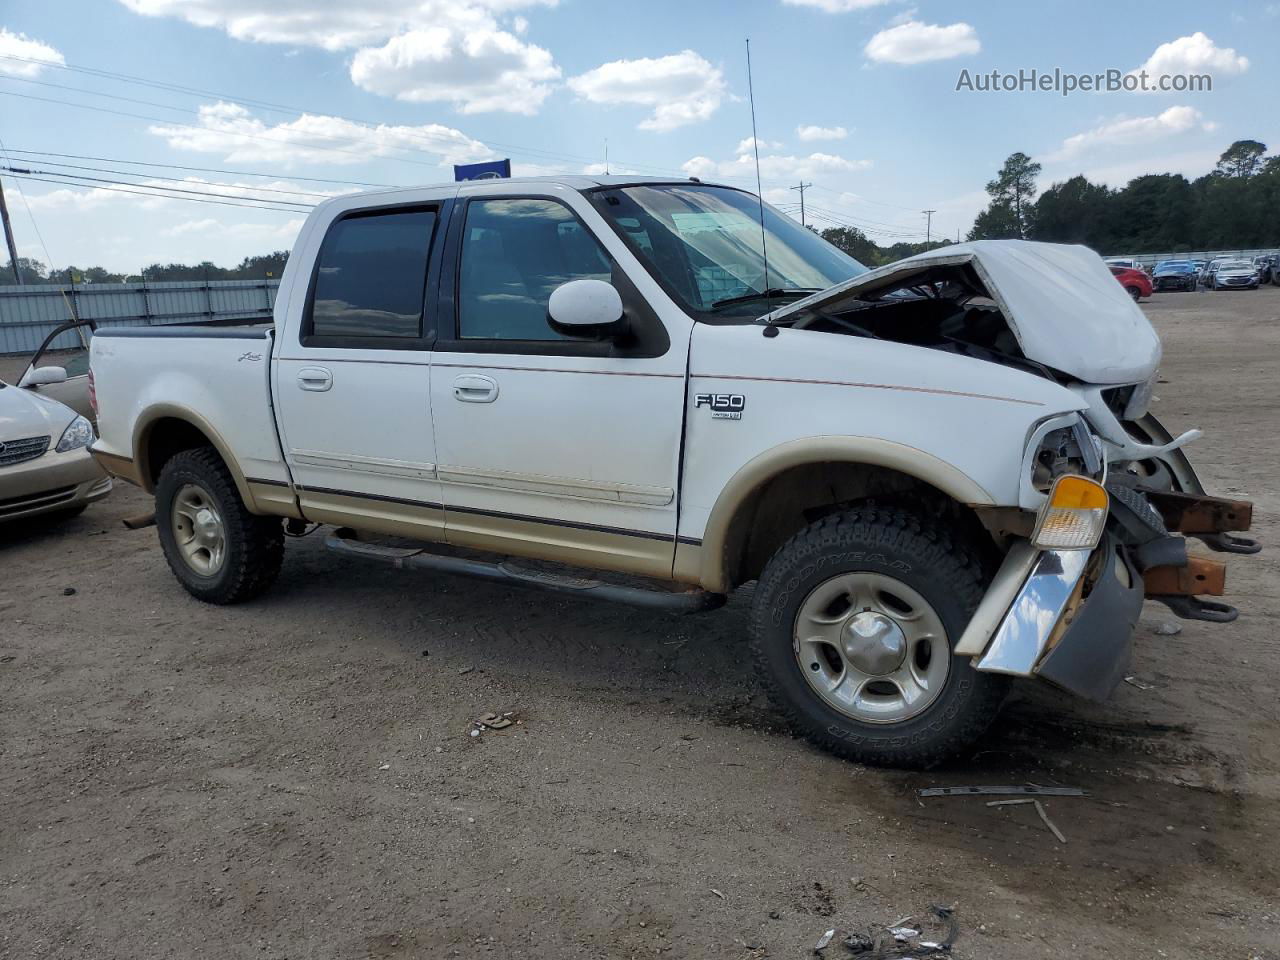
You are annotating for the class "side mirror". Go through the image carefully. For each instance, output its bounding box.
[21,366,68,388]
[547,279,627,340]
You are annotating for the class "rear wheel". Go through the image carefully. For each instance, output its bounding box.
[749,506,1009,768]
[155,447,283,604]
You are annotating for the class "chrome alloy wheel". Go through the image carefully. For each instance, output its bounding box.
[171,483,226,576]
[793,572,950,724]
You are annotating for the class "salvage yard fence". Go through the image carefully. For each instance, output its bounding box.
[0,278,280,356]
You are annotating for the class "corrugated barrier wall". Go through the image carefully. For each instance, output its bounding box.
[0,279,279,355]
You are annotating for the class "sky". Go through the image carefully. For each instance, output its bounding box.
[0,0,1274,274]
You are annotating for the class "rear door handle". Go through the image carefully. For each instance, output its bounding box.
[297,366,333,392]
[453,374,498,403]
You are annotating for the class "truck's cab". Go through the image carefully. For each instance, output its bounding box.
[89,176,1257,768]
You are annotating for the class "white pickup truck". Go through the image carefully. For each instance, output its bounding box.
[89,176,1257,767]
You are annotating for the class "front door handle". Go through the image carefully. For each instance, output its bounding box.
[453,374,498,403]
[297,366,333,392]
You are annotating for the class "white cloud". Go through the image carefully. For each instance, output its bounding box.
[149,101,493,167]
[864,20,980,65]
[781,0,893,12]
[736,136,782,153]
[24,174,348,213]
[1133,32,1249,87]
[796,124,848,142]
[568,51,726,131]
[349,15,559,114]
[162,218,220,237]
[116,0,556,51]
[119,1,561,115]
[0,28,65,77]
[1047,106,1214,162]
[681,150,870,183]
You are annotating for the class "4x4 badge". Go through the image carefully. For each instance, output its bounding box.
[694,393,745,420]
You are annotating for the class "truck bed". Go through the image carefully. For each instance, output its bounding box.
[90,324,291,488]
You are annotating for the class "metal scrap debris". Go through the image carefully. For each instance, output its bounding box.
[818,904,959,958]
[918,785,1085,798]
[1034,800,1068,844]
[470,711,519,737]
[1124,675,1154,690]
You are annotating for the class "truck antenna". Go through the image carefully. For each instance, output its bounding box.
[745,38,771,293]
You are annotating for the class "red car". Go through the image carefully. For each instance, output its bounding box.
[1109,265,1152,301]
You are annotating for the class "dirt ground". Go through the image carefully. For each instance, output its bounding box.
[2,287,1279,960]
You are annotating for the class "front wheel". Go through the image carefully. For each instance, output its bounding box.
[749,506,1009,768]
[155,447,284,604]
[1126,285,1142,301]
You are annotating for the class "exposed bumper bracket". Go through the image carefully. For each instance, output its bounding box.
[1152,595,1239,623]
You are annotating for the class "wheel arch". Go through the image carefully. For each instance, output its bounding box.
[692,436,996,593]
[133,404,260,512]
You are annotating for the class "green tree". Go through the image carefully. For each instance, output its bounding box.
[1215,140,1267,178]
[1031,176,1116,247]
[968,201,1022,241]
[818,226,880,265]
[2,256,48,284]
[982,152,1041,239]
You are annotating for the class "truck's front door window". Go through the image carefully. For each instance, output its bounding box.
[306,207,436,344]
[458,198,612,341]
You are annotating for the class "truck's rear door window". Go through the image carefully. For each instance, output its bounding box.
[308,208,436,341]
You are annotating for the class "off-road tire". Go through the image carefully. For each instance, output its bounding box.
[155,446,283,604]
[749,505,1010,769]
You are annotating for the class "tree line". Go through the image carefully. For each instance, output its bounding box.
[2,251,289,285]
[819,139,1278,264]
[969,140,1279,251]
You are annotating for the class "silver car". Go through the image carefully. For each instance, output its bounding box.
[1209,259,1260,290]
[1,320,111,523]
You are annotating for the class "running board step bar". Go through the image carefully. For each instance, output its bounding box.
[324,528,725,614]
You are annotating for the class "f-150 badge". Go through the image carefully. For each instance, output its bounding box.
[695,393,745,420]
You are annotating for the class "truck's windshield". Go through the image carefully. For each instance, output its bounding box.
[592,184,867,319]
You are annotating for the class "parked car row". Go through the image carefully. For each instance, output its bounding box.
[1105,254,1280,298]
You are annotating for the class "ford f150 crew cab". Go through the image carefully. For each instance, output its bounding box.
[88,176,1259,768]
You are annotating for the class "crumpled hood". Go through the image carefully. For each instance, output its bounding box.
[0,383,77,442]
[765,239,1163,385]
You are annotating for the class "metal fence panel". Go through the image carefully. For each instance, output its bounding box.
[0,279,280,355]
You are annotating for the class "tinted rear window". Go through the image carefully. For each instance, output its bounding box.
[309,208,436,340]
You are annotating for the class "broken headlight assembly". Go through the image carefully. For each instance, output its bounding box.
[1029,416,1104,493]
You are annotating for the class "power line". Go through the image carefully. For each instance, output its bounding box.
[7,159,336,199]
[2,148,394,188]
[2,173,309,214]
[0,88,450,170]
[2,166,315,208]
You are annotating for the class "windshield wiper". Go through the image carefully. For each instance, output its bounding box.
[709,287,822,311]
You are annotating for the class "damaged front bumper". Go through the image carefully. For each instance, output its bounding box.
[957,485,1258,701]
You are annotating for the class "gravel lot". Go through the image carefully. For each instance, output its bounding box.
[2,287,1278,959]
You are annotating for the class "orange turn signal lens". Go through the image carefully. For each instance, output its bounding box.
[1033,476,1109,550]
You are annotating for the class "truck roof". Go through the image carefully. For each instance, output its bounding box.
[319,175,731,206]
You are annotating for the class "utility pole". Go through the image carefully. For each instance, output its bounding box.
[922,209,936,248]
[0,176,22,284]
[791,182,812,226]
